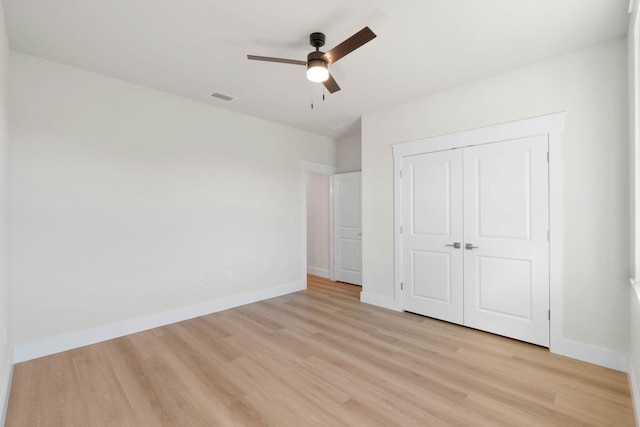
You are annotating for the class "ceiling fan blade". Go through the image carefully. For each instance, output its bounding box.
[322,27,376,64]
[247,55,307,66]
[323,73,341,93]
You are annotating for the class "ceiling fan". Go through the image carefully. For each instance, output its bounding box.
[247,27,376,94]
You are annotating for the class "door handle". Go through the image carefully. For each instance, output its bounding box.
[465,243,479,250]
[445,242,461,249]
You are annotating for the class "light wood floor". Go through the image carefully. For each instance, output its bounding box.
[5,275,636,426]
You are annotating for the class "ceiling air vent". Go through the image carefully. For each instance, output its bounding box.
[210,92,235,102]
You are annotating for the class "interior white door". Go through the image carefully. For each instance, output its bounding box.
[401,150,464,324]
[333,172,362,285]
[462,136,550,346]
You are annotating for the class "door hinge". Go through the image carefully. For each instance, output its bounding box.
[401,282,403,290]
[548,310,551,320]
[399,170,403,178]
[400,226,403,234]
[547,230,550,241]
[547,152,549,163]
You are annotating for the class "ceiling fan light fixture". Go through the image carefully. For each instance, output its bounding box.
[247,27,376,94]
[306,59,329,82]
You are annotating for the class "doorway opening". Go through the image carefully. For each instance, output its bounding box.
[300,161,337,288]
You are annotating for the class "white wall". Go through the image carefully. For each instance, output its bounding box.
[628,0,640,409]
[0,1,12,419]
[336,133,362,173]
[9,52,336,346]
[362,38,629,355]
[306,173,330,277]
[631,0,640,285]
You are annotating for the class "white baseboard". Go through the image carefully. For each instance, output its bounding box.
[550,336,629,372]
[13,281,305,363]
[0,349,13,426]
[307,267,330,278]
[359,294,630,373]
[360,292,401,312]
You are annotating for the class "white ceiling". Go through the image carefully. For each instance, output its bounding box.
[1,0,630,139]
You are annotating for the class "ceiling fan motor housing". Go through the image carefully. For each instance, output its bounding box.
[307,50,325,63]
[310,32,326,49]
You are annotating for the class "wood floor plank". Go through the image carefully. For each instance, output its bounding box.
[5,275,636,426]
[72,345,139,426]
[34,352,88,426]
[4,363,39,426]
[104,338,174,426]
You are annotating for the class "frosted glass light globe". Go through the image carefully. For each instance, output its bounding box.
[306,61,329,82]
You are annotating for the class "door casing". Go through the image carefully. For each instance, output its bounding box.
[392,113,565,350]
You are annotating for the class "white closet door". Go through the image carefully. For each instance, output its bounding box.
[401,150,464,324]
[399,135,550,346]
[462,135,550,346]
[333,172,362,285]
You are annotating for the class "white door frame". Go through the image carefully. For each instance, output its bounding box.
[301,161,338,286]
[392,113,565,351]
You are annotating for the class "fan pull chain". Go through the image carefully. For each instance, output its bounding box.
[309,83,326,109]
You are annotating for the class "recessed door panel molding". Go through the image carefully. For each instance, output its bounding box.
[410,158,452,236]
[476,256,532,319]
[333,172,362,285]
[339,179,361,228]
[339,239,362,272]
[394,113,564,348]
[412,250,452,302]
[475,149,531,240]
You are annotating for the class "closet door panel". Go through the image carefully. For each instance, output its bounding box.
[401,150,464,324]
[462,135,550,347]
